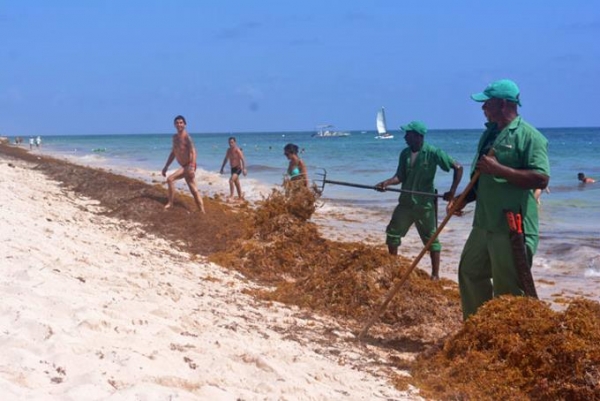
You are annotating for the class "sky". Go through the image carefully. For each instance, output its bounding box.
[2,1,599,135]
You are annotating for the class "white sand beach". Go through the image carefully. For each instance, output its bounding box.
[0,155,422,399]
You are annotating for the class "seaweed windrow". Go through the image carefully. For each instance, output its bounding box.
[209,183,463,344]
[412,296,600,400]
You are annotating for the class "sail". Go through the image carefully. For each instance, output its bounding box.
[376,107,387,135]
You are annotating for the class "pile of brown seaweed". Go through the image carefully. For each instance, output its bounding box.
[411,296,600,400]
[210,183,463,343]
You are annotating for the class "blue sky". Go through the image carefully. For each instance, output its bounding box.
[2,1,599,135]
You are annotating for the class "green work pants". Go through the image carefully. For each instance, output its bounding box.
[458,227,533,320]
[386,203,440,252]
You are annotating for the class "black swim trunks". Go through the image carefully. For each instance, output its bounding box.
[231,166,242,176]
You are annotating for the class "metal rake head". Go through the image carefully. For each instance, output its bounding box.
[314,168,328,194]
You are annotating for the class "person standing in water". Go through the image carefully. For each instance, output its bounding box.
[534,187,550,205]
[220,137,247,201]
[577,172,596,184]
[161,115,205,213]
[284,143,308,187]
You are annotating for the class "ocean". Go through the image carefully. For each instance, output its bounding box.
[22,126,600,305]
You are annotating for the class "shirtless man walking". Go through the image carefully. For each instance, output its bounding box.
[219,136,247,201]
[161,115,205,213]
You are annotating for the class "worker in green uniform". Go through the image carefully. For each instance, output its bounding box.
[449,79,550,320]
[376,121,463,280]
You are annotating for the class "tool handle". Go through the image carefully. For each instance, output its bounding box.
[357,148,495,340]
[505,210,516,231]
[515,213,523,234]
[324,179,445,198]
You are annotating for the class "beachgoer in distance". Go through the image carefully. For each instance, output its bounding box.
[161,115,205,213]
[219,136,247,201]
[577,172,596,184]
[534,187,550,205]
[448,79,550,320]
[375,121,463,280]
[29,137,34,150]
[284,143,308,187]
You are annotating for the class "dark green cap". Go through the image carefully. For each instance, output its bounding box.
[471,79,522,106]
[400,120,427,136]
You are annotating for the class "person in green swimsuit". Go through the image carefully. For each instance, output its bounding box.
[448,79,550,320]
[284,143,308,187]
[376,121,463,280]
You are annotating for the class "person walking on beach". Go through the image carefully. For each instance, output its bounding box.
[448,79,550,320]
[219,137,247,202]
[577,172,596,184]
[284,143,309,187]
[375,121,463,280]
[161,115,205,213]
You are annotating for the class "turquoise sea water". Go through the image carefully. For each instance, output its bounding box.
[34,127,600,219]
[20,126,600,302]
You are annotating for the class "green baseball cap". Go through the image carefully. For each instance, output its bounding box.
[400,120,427,136]
[471,79,522,106]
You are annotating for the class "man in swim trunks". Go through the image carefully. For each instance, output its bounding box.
[376,121,463,280]
[161,115,205,213]
[220,137,247,201]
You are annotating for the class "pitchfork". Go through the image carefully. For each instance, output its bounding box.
[314,168,444,198]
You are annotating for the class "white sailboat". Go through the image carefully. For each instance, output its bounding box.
[375,107,393,139]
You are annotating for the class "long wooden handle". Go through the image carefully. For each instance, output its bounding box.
[357,169,482,340]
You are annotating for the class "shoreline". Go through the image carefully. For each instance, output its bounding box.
[0,148,422,399]
[10,143,600,307]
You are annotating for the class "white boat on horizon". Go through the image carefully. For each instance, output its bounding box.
[375,107,394,140]
[312,124,351,138]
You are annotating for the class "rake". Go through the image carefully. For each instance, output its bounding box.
[315,169,444,198]
[356,149,494,339]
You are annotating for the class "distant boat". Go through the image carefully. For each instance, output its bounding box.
[374,107,394,139]
[312,124,351,138]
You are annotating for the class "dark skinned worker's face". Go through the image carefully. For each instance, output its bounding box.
[404,131,422,149]
[482,98,506,123]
